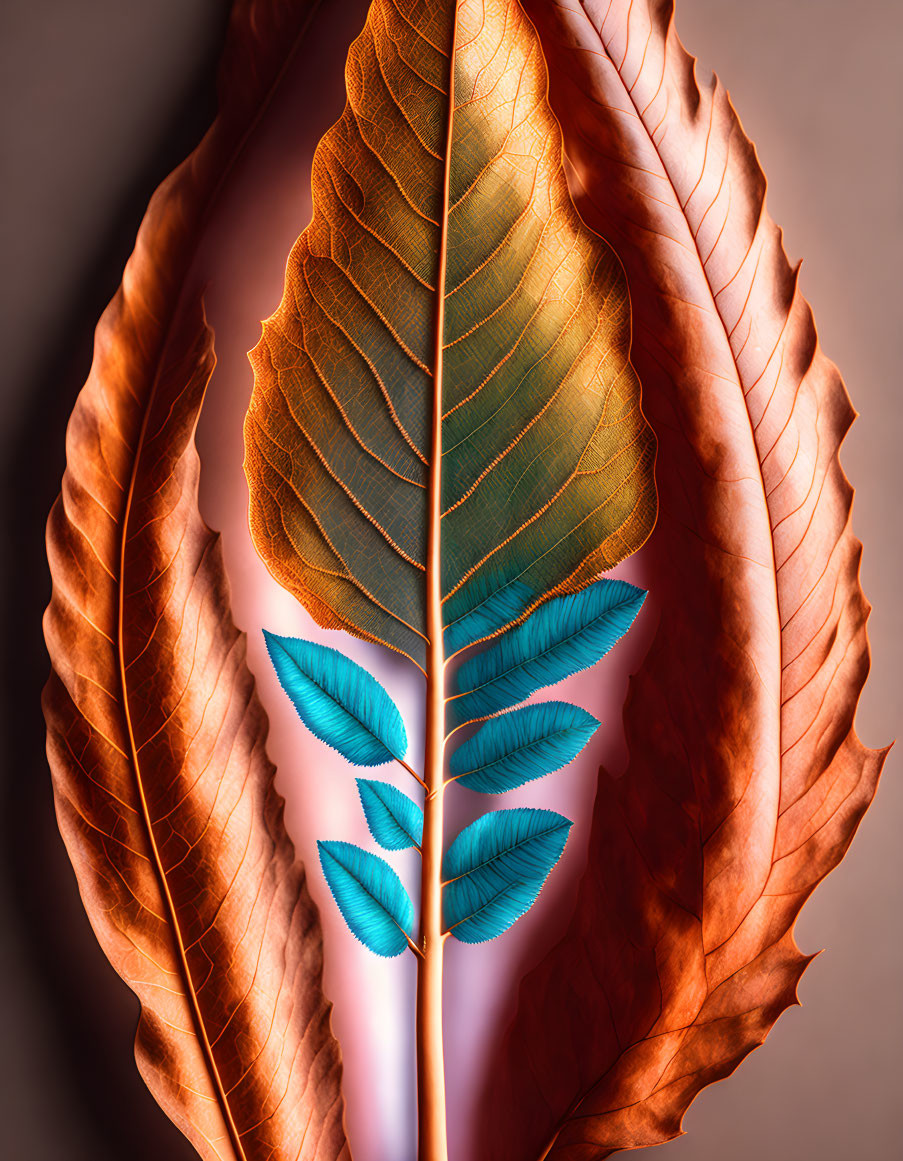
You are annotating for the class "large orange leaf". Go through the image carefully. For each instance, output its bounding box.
[484,0,888,1156]
[42,2,349,1158]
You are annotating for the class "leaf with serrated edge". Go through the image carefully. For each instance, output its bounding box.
[451,579,645,725]
[318,841,415,957]
[41,3,349,1158]
[264,631,407,765]
[449,702,600,794]
[357,779,424,850]
[484,2,889,1157]
[443,808,572,944]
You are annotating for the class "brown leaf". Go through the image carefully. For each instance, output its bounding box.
[242,0,656,671]
[485,0,888,1156]
[42,2,349,1158]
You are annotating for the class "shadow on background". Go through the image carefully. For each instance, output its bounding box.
[0,14,228,1158]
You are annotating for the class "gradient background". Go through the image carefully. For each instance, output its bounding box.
[1,1,899,1159]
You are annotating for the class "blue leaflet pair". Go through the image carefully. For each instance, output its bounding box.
[263,577,645,957]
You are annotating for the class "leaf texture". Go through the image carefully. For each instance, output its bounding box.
[42,2,350,1158]
[443,809,573,943]
[451,578,645,724]
[357,779,424,850]
[318,841,415,957]
[449,702,600,793]
[484,1,888,1156]
[243,0,657,667]
[265,632,407,765]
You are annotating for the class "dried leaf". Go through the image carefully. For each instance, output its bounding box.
[42,2,350,1158]
[484,1,888,1156]
[243,0,657,668]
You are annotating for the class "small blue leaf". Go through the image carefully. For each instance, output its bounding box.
[450,578,645,724]
[264,631,406,765]
[443,808,572,943]
[449,702,599,793]
[318,840,414,957]
[357,779,423,850]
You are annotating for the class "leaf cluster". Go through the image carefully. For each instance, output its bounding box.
[265,577,645,955]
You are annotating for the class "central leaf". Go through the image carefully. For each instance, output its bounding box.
[243,0,656,667]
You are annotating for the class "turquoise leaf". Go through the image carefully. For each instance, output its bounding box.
[264,631,406,765]
[317,840,414,957]
[449,701,600,793]
[443,577,534,655]
[357,779,423,850]
[450,578,645,725]
[443,808,572,944]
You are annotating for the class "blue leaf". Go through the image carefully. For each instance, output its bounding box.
[357,779,423,850]
[450,578,645,724]
[264,631,406,765]
[317,840,414,957]
[443,577,534,654]
[443,808,572,943]
[449,702,600,793]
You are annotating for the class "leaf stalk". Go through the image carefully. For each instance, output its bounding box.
[415,6,459,1155]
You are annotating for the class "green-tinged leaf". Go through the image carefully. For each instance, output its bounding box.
[264,631,406,765]
[449,702,599,793]
[243,0,657,667]
[357,779,423,850]
[443,808,571,943]
[318,841,414,958]
[451,579,646,725]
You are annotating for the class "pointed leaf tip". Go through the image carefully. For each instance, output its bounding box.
[317,840,414,957]
[356,779,423,850]
[263,630,406,765]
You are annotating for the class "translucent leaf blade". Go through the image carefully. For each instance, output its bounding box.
[243,0,658,668]
[264,631,406,765]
